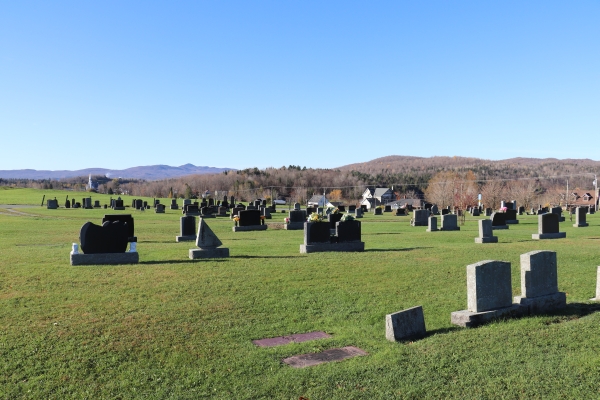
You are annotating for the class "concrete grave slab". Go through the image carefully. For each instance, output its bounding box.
[252,331,331,347]
[282,346,368,368]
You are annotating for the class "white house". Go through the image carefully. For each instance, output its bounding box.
[308,194,329,207]
[361,187,394,209]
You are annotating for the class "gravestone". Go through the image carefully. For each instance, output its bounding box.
[93,200,101,208]
[216,206,228,217]
[304,222,331,244]
[184,204,200,216]
[589,205,595,214]
[71,220,139,265]
[47,199,58,209]
[550,206,564,221]
[411,209,428,226]
[440,214,460,231]
[285,210,306,230]
[532,213,566,240]
[233,209,267,232]
[71,198,76,208]
[505,209,518,224]
[385,306,426,342]
[261,207,272,219]
[64,198,70,208]
[300,220,364,253]
[176,216,196,242]
[336,220,361,242]
[490,212,508,230]
[451,260,521,327]
[441,209,450,216]
[221,195,229,208]
[395,208,407,216]
[230,207,244,219]
[426,216,438,232]
[189,218,229,259]
[113,198,125,210]
[471,207,480,217]
[484,208,492,216]
[354,208,363,218]
[135,199,143,210]
[475,219,497,243]
[170,199,179,210]
[384,205,392,212]
[328,213,343,230]
[306,207,315,216]
[348,205,356,212]
[294,203,301,211]
[143,201,148,209]
[513,250,566,314]
[573,207,589,227]
[102,214,135,242]
[155,204,165,213]
[200,206,215,218]
[80,221,129,254]
[83,198,93,209]
[360,205,368,212]
[338,205,346,212]
[518,206,525,215]
[208,198,215,207]
[431,205,439,215]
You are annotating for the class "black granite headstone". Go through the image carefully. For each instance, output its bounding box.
[102,214,135,241]
[541,213,559,233]
[328,213,343,229]
[80,221,129,254]
[336,221,361,242]
[491,212,506,226]
[306,222,331,244]
[238,209,261,226]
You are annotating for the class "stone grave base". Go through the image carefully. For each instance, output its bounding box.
[189,247,229,259]
[70,252,139,266]
[285,222,304,230]
[474,236,498,243]
[532,232,566,240]
[200,214,216,218]
[170,206,179,210]
[112,207,125,211]
[506,220,519,224]
[214,214,229,218]
[440,227,460,231]
[184,212,200,216]
[426,227,438,232]
[492,225,508,230]
[155,210,165,213]
[300,242,364,254]
[233,225,268,232]
[410,222,427,227]
[573,223,589,227]
[176,235,196,242]
[450,304,523,328]
[514,292,566,315]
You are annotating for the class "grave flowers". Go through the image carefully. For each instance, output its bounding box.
[233,216,240,226]
[340,214,355,222]
[307,213,325,222]
[284,217,290,224]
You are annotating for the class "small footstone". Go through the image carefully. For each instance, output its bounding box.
[252,331,331,347]
[282,346,368,368]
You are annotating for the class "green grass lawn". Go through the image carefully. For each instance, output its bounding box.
[2,188,600,399]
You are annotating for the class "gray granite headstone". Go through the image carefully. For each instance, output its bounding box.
[467,260,513,313]
[574,207,589,227]
[426,216,438,232]
[385,306,426,342]
[475,219,497,243]
[440,214,460,231]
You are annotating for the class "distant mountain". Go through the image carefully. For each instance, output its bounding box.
[0,163,234,180]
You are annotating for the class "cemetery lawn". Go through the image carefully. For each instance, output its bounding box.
[1,189,600,399]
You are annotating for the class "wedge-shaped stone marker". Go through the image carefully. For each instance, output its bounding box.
[283,346,368,368]
[189,218,229,259]
[386,306,426,341]
[252,331,331,347]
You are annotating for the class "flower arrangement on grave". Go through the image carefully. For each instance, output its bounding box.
[340,213,355,222]
[331,208,340,214]
[500,207,507,212]
[284,217,290,224]
[233,216,240,226]
[307,213,324,222]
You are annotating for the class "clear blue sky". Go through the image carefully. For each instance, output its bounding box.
[2,1,599,171]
